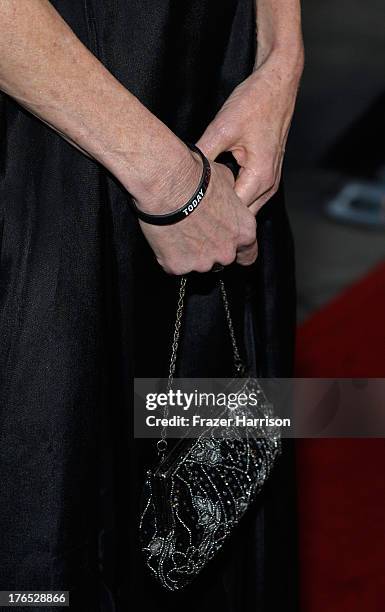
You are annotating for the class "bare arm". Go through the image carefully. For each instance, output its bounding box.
[254,0,304,69]
[0,0,199,210]
[197,0,304,216]
[0,0,257,273]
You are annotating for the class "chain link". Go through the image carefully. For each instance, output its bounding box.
[157,274,245,457]
[157,276,187,456]
[167,276,188,392]
[218,278,244,373]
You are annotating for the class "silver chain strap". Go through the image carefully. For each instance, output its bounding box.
[218,278,244,373]
[167,276,188,392]
[156,276,188,455]
[156,274,245,457]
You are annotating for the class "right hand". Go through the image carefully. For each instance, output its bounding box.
[139,161,258,275]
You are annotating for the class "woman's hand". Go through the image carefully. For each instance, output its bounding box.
[140,161,258,275]
[0,1,300,276]
[197,50,303,215]
[0,1,258,276]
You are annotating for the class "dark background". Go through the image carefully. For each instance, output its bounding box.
[288,4,385,612]
[285,0,385,322]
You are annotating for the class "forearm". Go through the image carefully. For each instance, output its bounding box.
[0,0,199,211]
[254,0,304,73]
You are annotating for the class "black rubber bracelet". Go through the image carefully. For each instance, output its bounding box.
[131,143,211,226]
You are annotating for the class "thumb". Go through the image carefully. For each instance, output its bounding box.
[196,119,231,160]
[234,167,259,207]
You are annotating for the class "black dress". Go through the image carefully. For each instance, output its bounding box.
[0,1,298,611]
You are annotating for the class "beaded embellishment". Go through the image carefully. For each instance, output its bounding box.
[139,377,281,591]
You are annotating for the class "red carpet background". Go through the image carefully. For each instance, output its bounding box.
[295,261,385,612]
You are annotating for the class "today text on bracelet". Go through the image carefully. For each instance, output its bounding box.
[131,143,211,226]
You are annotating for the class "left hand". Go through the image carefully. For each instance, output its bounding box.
[197,53,303,219]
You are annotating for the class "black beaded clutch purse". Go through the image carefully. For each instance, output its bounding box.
[139,277,281,591]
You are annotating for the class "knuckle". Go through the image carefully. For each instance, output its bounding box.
[239,258,255,267]
[163,259,188,276]
[168,266,183,276]
[237,248,258,267]
[218,247,236,266]
[194,258,213,274]
[239,217,256,247]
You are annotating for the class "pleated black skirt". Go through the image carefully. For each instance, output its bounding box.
[0,1,298,611]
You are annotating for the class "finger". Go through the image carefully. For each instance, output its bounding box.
[234,167,261,207]
[248,152,284,214]
[236,239,258,266]
[249,194,271,216]
[196,120,231,161]
[249,182,279,215]
[235,147,284,207]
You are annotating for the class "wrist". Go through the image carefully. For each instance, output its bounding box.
[131,144,211,225]
[255,7,304,76]
[89,90,203,215]
[253,41,304,83]
[135,144,203,215]
[121,136,202,215]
